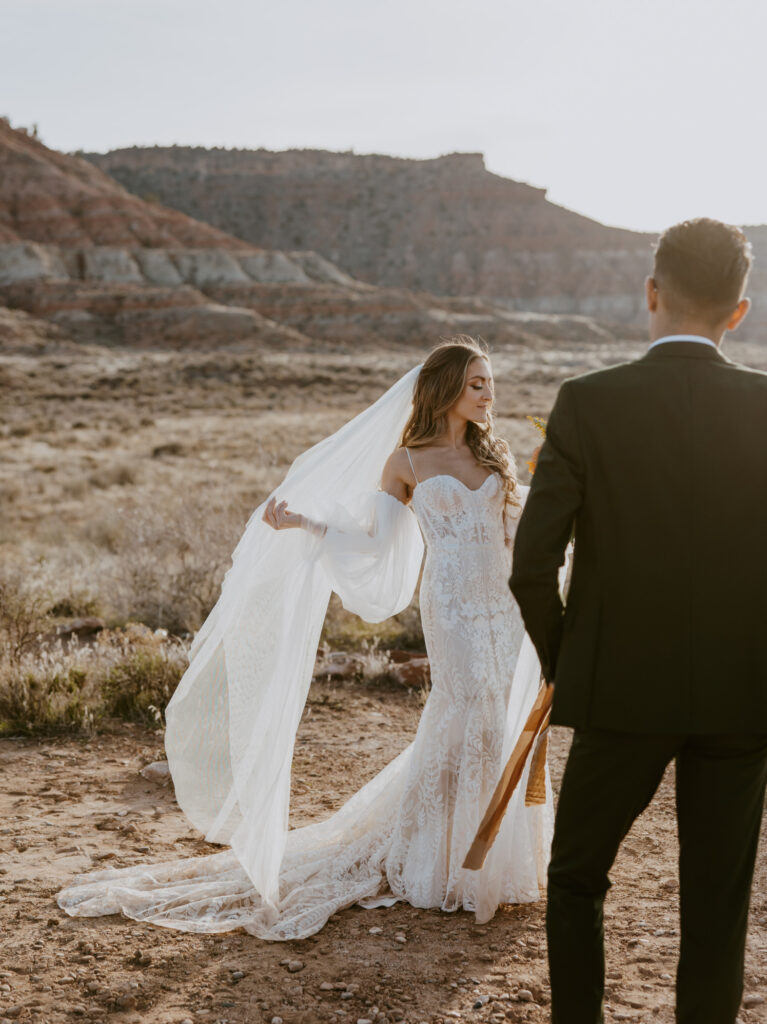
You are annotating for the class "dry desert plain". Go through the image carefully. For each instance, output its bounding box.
[1,334,766,1024]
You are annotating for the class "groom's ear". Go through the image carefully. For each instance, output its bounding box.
[645,276,659,313]
[726,296,751,332]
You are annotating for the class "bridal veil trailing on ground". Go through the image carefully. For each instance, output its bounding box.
[57,363,552,939]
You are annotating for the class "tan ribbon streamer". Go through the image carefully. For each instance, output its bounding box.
[462,682,553,871]
[524,725,549,806]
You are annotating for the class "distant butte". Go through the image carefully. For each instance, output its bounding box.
[80,145,767,332]
[2,122,766,350]
[83,145,655,314]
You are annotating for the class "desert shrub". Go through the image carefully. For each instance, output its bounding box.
[0,649,95,734]
[88,460,138,489]
[101,630,185,724]
[321,593,424,652]
[60,476,90,501]
[87,517,123,552]
[9,422,34,438]
[151,442,184,457]
[0,566,47,663]
[0,480,21,504]
[107,495,246,633]
[0,627,188,736]
[47,591,102,618]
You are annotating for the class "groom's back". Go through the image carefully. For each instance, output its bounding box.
[556,345,767,732]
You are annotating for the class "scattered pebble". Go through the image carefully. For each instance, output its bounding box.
[368,927,383,935]
[320,982,335,991]
[394,933,407,944]
[231,971,245,981]
[286,959,305,973]
[140,761,170,784]
[271,1018,283,1024]
[744,995,765,1008]
[473,995,490,1008]
[516,989,534,1002]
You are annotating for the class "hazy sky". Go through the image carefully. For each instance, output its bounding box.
[4,0,766,232]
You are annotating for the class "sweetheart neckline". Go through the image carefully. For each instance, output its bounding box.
[413,472,498,496]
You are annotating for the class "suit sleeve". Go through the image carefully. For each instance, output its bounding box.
[510,380,584,682]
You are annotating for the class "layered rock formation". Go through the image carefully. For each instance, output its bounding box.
[0,118,244,249]
[83,146,658,319]
[5,123,762,349]
[84,146,767,333]
[0,239,622,352]
[0,122,390,349]
[0,121,630,351]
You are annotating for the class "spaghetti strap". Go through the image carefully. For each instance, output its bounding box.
[405,447,419,485]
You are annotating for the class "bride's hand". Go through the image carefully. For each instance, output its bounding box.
[263,497,304,530]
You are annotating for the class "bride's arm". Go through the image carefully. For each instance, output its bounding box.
[262,448,413,535]
[262,497,327,536]
[262,447,422,623]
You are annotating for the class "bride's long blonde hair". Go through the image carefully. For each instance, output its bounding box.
[401,336,520,509]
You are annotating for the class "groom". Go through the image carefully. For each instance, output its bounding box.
[510,218,767,1024]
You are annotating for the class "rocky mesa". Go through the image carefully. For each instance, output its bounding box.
[84,146,767,333]
[84,146,656,321]
[0,123,632,352]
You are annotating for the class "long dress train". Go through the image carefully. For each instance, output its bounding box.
[56,473,552,939]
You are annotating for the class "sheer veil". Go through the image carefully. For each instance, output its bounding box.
[164,364,424,920]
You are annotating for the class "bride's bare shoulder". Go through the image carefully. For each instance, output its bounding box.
[383,446,412,468]
[382,447,416,499]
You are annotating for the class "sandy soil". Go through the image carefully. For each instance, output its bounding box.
[1,678,765,1024]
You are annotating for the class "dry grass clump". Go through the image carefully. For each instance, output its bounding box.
[0,566,48,662]
[87,460,139,489]
[321,592,424,652]
[315,639,398,687]
[0,546,191,735]
[104,496,245,633]
[0,625,188,736]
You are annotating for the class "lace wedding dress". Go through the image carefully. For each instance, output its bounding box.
[57,363,553,939]
[57,471,552,939]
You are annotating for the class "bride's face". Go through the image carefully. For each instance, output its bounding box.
[451,357,494,425]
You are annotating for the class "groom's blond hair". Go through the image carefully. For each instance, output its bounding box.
[653,218,752,321]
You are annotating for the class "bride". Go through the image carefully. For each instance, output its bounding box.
[57,337,553,940]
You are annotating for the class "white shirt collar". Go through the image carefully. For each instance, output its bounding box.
[648,334,718,351]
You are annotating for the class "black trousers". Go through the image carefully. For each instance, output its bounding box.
[547,730,767,1024]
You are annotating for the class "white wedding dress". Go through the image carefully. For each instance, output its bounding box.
[57,367,553,940]
[58,474,552,938]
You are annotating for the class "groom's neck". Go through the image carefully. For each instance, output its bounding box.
[649,317,723,347]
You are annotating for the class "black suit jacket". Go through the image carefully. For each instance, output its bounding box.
[510,341,767,733]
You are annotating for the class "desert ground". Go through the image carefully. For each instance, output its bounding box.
[1,693,766,1024]
[2,335,767,1023]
